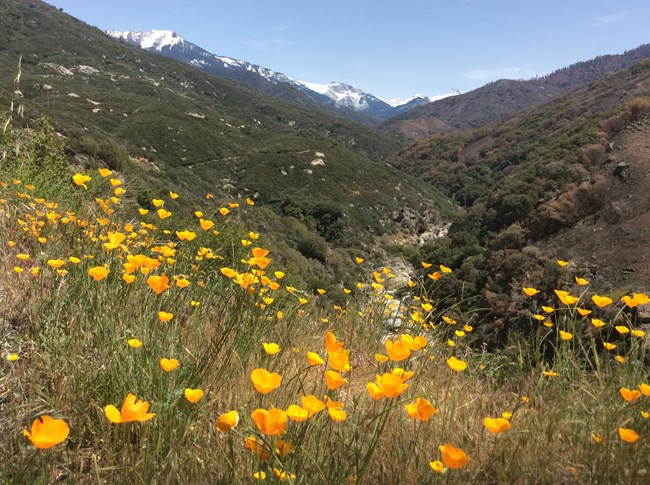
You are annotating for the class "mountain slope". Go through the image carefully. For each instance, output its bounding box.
[385,44,650,139]
[106,29,460,121]
[391,60,650,333]
[0,0,455,255]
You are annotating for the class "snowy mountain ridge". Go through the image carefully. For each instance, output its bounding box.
[106,29,461,119]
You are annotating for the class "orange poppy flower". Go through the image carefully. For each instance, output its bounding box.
[104,393,156,423]
[324,370,347,390]
[252,408,287,436]
[385,339,411,361]
[377,373,408,398]
[23,415,70,449]
[406,397,437,421]
[439,443,470,469]
[147,274,171,294]
[216,410,239,432]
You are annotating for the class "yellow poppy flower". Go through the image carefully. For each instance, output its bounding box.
[575,277,589,286]
[402,334,427,351]
[72,173,91,189]
[160,358,179,372]
[261,342,280,355]
[429,460,446,473]
[301,395,326,416]
[286,405,309,422]
[591,318,606,328]
[88,266,109,281]
[306,351,324,366]
[47,259,65,269]
[447,356,467,372]
[559,331,573,341]
[592,295,613,308]
[375,353,389,363]
[245,436,270,461]
[251,368,282,394]
[158,311,174,322]
[128,339,142,348]
[176,230,196,241]
[184,388,204,403]
[325,332,344,352]
[522,287,540,296]
[328,348,351,372]
[483,417,512,435]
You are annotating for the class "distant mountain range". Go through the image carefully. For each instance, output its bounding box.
[106,30,461,120]
[386,43,650,138]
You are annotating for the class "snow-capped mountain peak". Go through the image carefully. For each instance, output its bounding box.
[107,29,462,119]
[107,29,184,52]
[296,81,379,111]
[387,89,463,107]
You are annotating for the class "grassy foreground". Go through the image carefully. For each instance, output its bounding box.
[1,162,649,484]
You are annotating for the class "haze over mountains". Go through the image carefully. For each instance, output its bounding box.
[106,29,462,120]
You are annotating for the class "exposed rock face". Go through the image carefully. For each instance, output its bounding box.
[381,257,415,291]
[613,161,630,180]
[391,208,450,244]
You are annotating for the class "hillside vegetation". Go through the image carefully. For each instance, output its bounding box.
[2,121,650,484]
[0,0,455,293]
[393,60,650,342]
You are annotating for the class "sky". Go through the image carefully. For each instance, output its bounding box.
[46,0,650,102]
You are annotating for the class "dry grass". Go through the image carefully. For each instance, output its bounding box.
[1,171,650,485]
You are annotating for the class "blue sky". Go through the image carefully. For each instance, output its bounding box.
[47,0,650,101]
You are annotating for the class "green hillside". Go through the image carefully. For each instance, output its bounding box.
[0,0,454,283]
